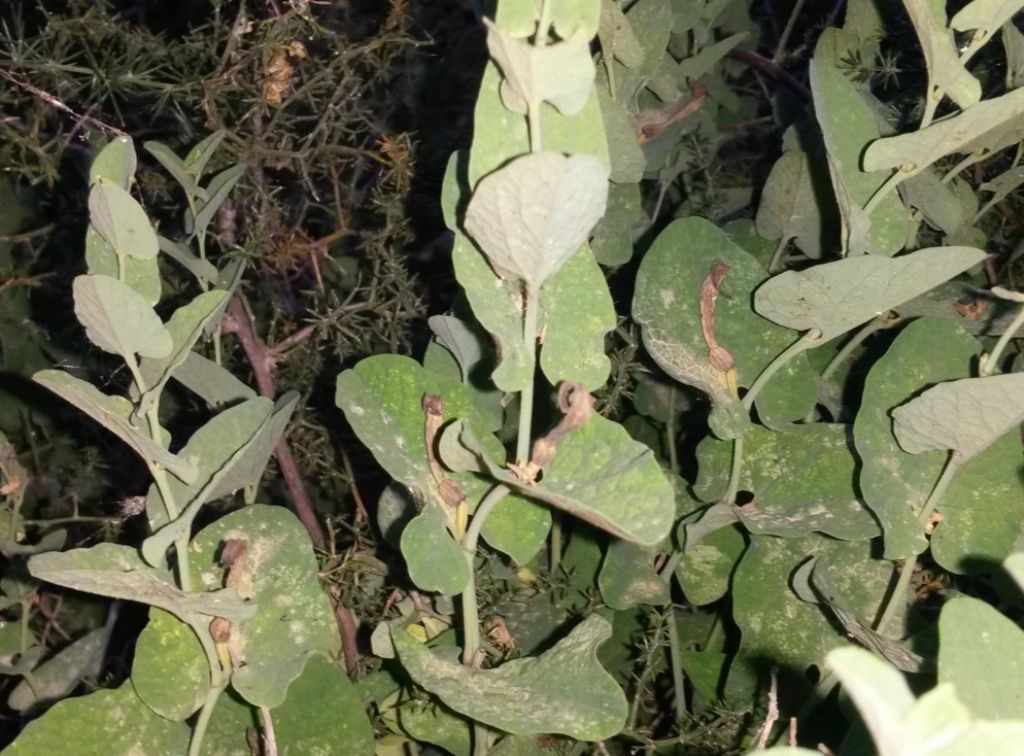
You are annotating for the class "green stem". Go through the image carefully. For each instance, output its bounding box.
[188,682,227,756]
[741,330,821,412]
[772,0,807,62]
[820,315,895,385]
[980,303,1024,376]
[942,152,981,184]
[126,355,191,592]
[920,85,940,130]
[550,515,562,574]
[461,484,511,756]
[516,285,540,465]
[665,603,686,726]
[862,170,906,217]
[875,453,960,635]
[666,395,679,476]
[767,237,789,274]
[722,433,745,508]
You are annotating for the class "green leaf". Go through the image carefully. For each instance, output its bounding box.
[598,540,669,610]
[756,149,826,260]
[952,1,1024,35]
[634,217,816,429]
[89,136,137,189]
[459,413,675,545]
[28,543,253,626]
[538,244,616,390]
[7,626,109,711]
[32,370,197,482]
[132,608,208,721]
[481,494,551,565]
[855,318,980,559]
[590,181,645,264]
[157,235,218,286]
[138,290,227,412]
[754,245,987,342]
[464,151,609,289]
[903,0,982,108]
[979,165,1024,207]
[732,537,891,680]
[1003,21,1024,88]
[675,523,746,606]
[88,183,159,260]
[188,505,339,708]
[399,701,472,756]
[696,424,878,540]
[183,130,228,176]
[270,654,375,755]
[85,226,162,306]
[900,169,965,235]
[143,397,273,531]
[73,274,172,360]
[144,141,203,199]
[485,22,596,117]
[192,163,245,238]
[939,595,1024,720]
[809,59,910,256]
[2,682,189,755]
[171,352,257,408]
[614,0,674,102]
[335,354,494,498]
[400,504,471,596]
[893,373,1024,461]
[391,614,627,740]
[863,87,1024,179]
[598,0,644,69]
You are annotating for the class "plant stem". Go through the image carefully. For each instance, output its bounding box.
[550,515,562,574]
[666,396,679,476]
[461,484,510,756]
[516,285,540,466]
[188,682,227,756]
[772,0,807,62]
[665,603,686,725]
[767,237,789,274]
[980,303,1024,376]
[875,453,960,635]
[722,433,745,507]
[741,330,821,411]
[819,315,894,385]
[862,169,905,217]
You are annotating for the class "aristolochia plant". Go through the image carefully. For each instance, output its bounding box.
[2,137,372,755]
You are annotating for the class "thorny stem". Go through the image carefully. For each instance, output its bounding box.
[875,453,961,636]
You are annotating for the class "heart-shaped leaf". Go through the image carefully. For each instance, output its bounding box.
[598,540,669,610]
[464,151,609,289]
[3,683,189,755]
[400,504,471,597]
[84,226,162,305]
[754,245,986,342]
[73,274,172,360]
[188,505,339,708]
[392,614,627,741]
[756,148,826,260]
[132,608,208,721]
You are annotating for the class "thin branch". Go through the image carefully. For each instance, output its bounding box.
[0,68,127,136]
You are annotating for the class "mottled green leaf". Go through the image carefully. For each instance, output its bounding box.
[599,540,669,610]
[696,424,877,540]
[855,318,979,559]
[634,217,816,429]
[400,504,471,596]
[599,0,644,69]
[538,244,616,390]
[903,0,982,108]
[809,59,910,255]
[8,626,109,711]
[481,494,551,565]
[675,523,745,606]
[84,226,162,305]
[939,595,1024,720]
[90,136,137,189]
[3,683,189,755]
[590,181,645,264]
[392,614,627,740]
[399,700,471,756]
[132,608,208,721]
[73,274,172,360]
[754,245,986,341]
[32,370,197,482]
[188,505,339,708]
[893,373,1024,461]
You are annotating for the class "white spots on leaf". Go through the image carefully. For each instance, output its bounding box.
[349,405,365,417]
[659,289,675,307]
